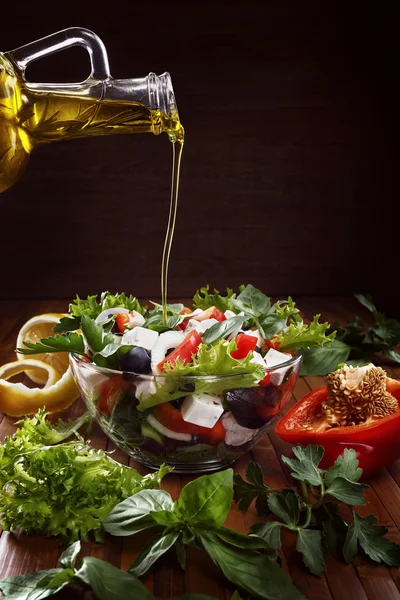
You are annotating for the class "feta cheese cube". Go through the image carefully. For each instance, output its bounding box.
[181,393,224,428]
[134,377,158,402]
[224,310,236,319]
[264,348,293,385]
[185,318,218,334]
[246,329,266,349]
[122,326,159,351]
[126,311,145,329]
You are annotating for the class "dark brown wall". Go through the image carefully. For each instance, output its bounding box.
[0,3,397,311]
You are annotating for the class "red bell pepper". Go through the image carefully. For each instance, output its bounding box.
[275,377,400,477]
[153,403,226,445]
[194,306,226,322]
[158,330,202,372]
[231,333,258,359]
[115,313,130,332]
[97,376,131,417]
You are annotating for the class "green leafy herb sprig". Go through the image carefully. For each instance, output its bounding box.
[0,540,219,600]
[103,470,303,600]
[234,446,400,577]
[0,410,171,542]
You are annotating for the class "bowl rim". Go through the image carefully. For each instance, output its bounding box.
[70,350,303,380]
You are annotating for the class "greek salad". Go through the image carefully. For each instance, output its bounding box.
[19,285,335,465]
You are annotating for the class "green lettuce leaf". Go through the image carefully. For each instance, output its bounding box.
[275,315,336,351]
[192,285,240,312]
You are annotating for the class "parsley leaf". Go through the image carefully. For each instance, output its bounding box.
[233,461,275,515]
[268,491,301,527]
[251,521,283,550]
[296,529,324,577]
[81,314,114,354]
[282,445,325,486]
[17,331,85,355]
[324,449,362,487]
[325,477,367,506]
[343,512,400,566]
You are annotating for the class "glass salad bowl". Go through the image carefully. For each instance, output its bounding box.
[70,352,302,473]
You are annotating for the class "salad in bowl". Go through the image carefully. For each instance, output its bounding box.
[18,285,335,472]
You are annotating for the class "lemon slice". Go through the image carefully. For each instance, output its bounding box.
[0,360,79,416]
[16,313,69,385]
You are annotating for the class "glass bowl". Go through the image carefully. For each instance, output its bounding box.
[70,353,302,473]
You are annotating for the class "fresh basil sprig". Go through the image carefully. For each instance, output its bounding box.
[0,540,218,600]
[234,446,400,577]
[202,316,245,344]
[104,470,303,600]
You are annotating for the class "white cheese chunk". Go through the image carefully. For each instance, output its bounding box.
[246,329,266,349]
[122,326,159,351]
[264,348,293,385]
[181,393,224,429]
[126,311,145,329]
[221,412,260,446]
[224,310,236,319]
[134,377,158,401]
[185,317,218,334]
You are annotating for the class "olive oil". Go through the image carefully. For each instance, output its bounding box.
[1,54,184,321]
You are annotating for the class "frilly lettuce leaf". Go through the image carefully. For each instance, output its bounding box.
[193,285,242,312]
[275,315,336,351]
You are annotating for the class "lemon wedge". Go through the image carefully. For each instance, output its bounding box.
[16,313,69,384]
[0,360,79,416]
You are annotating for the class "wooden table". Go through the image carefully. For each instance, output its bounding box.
[1,296,400,600]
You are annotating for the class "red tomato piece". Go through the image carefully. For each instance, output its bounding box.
[97,376,131,417]
[158,330,202,372]
[276,380,400,477]
[154,403,225,445]
[115,313,130,332]
[231,334,258,359]
[195,306,226,322]
[177,307,193,331]
[265,335,281,350]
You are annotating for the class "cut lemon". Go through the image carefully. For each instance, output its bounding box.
[16,313,69,385]
[0,360,79,416]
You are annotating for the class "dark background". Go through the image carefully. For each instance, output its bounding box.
[0,3,397,314]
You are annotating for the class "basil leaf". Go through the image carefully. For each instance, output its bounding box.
[258,315,287,339]
[354,293,378,314]
[300,340,351,376]
[216,527,270,549]
[176,469,233,527]
[324,449,362,487]
[325,477,367,506]
[267,492,300,527]
[175,537,187,570]
[128,532,180,577]
[296,529,324,577]
[59,541,81,569]
[76,556,154,600]
[202,317,245,344]
[0,569,62,599]
[81,315,114,354]
[199,532,304,600]
[251,521,283,550]
[231,285,271,319]
[93,344,133,369]
[103,489,174,536]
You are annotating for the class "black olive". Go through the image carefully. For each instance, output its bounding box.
[254,345,262,354]
[165,347,175,356]
[170,397,185,409]
[120,347,151,374]
[225,386,282,429]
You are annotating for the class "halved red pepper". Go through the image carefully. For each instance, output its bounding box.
[158,330,202,372]
[276,377,400,477]
[194,306,226,322]
[154,403,226,445]
[97,376,131,417]
[231,333,258,359]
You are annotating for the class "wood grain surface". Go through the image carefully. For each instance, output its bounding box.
[1,295,400,599]
[0,3,397,306]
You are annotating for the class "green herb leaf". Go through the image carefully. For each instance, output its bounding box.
[258,314,287,340]
[0,569,63,599]
[231,285,272,319]
[14,409,90,446]
[354,294,378,314]
[76,555,154,600]
[233,461,274,516]
[145,303,184,333]
[296,529,324,577]
[282,445,325,486]
[59,540,81,569]
[251,521,283,550]
[103,489,174,536]
[384,348,400,364]
[176,469,233,527]
[128,532,180,577]
[16,331,85,356]
[343,512,400,566]
[81,314,114,354]
[325,477,367,506]
[324,449,362,487]
[202,316,245,344]
[175,537,187,570]
[322,514,348,554]
[53,315,82,333]
[300,340,351,376]
[267,492,300,527]
[216,527,270,549]
[199,532,304,600]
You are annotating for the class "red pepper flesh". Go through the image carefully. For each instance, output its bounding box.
[275,378,400,477]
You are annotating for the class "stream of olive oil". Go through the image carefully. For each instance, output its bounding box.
[1,59,184,321]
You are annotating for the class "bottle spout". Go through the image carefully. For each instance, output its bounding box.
[148,72,179,120]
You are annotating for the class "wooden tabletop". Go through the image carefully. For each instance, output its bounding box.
[1,296,400,600]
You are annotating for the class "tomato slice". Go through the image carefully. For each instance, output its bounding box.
[115,313,130,332]
[97,376,130,417]
[158,330,202,372]
[153,403,226,445]
[275,380,400,476]
[231,333,258,359]
[177,307,193,331]
[265,335,281,350]
[195,306,226,322]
